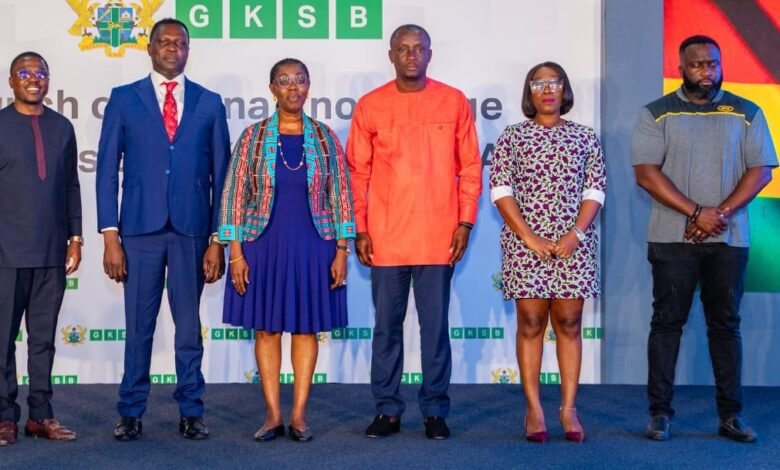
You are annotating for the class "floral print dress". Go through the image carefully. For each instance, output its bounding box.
[489,120,606,300]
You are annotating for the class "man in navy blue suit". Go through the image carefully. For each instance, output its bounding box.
[0,51,82,446]
[96,19,230,441]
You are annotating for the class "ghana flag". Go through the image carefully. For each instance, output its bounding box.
[664,0,780,292]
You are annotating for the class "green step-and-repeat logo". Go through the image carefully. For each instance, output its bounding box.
[21,375,78,385]
[177,0,382,39]
[331,327,372,340]
[401,372,422,384]
[539,372,560,384]
[280,373,328,384]
[450,327,504,340]
[583,327,604,340]
[90,329,127,341]
[209,327,255,340]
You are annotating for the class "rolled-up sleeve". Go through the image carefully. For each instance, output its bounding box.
[489,126,516,204]
[582,128,606,205]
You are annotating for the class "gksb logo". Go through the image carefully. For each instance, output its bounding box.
[178,0,382,39]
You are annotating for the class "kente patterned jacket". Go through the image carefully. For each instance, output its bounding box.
[218,112,356,242]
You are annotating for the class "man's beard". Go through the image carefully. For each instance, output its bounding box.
[682,74,722,101]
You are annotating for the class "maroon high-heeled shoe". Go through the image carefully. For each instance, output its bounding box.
[560,407,586,443]
[524,418,548,443]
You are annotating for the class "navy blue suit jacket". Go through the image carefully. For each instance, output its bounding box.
[96,76,230,236]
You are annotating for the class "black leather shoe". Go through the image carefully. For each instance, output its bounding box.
[288,425,313,442]
[179,417,209,440]
[424,416,450,440]
[718,416,757,443]
[646,415,671,441]
[114,417,142,441]
[254,424,285,442]
[365,415,401,438]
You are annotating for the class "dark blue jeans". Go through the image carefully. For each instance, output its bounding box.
[646,243,748,419]
[370,265,454,418]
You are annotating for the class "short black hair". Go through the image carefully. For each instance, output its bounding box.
[150,18,190,43]
[269,58,310,85]
[10,51,48,75]
[521,61,574,118]
[389,24,431,47]
[678,35,720,55]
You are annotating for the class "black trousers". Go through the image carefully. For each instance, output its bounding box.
[0,266,65,422]
[646,243,748,419]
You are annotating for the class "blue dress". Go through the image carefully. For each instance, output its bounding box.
[223,134,348,333]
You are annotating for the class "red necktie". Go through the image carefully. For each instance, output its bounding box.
[162,81,178,141]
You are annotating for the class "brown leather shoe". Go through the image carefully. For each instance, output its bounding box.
[24,419,77,441]
[0,421,18,445]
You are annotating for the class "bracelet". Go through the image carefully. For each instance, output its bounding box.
[690,204,703,222]
[336,245,351,255]
[571,225,586,242]
[459,221,474,230]
[228,256,245,264]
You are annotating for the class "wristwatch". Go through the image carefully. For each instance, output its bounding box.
[571,226,587,242]
[336,245,351,255]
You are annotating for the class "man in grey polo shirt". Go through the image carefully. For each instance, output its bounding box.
[632,35,777,443]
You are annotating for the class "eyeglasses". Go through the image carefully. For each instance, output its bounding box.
[274,73,308,88]
[14,69,49,80]
[395,46,428,58]
[529,79,563,93]
[154,39,189,50]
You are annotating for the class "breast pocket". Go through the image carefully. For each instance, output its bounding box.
[417,122,456,176]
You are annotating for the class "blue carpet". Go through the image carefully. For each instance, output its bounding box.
[1,384,777,469]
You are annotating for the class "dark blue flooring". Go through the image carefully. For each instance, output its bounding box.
[1,384,777,469]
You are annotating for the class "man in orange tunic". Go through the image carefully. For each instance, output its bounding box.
[347,24,482,440]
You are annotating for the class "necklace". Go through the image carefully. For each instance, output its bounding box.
[277,137,305,171]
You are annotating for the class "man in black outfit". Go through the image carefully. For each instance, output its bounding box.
[0,51,83,446]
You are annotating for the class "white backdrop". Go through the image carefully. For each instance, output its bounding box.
[0,0,602,384]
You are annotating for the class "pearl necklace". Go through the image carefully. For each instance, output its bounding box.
[277,138,305,171]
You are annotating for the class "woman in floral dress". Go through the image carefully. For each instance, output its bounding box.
[489,62,606,443]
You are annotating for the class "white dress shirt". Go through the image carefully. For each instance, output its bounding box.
[150,70,185,122]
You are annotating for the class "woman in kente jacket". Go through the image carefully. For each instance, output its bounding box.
[218,58,355,443]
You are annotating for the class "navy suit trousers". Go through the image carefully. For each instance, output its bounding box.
[370,265,454,418]
[118,228,208,418]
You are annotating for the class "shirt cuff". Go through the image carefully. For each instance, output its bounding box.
[101,227,118,232]
[582,188,605,205]
[490,186,514,204]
